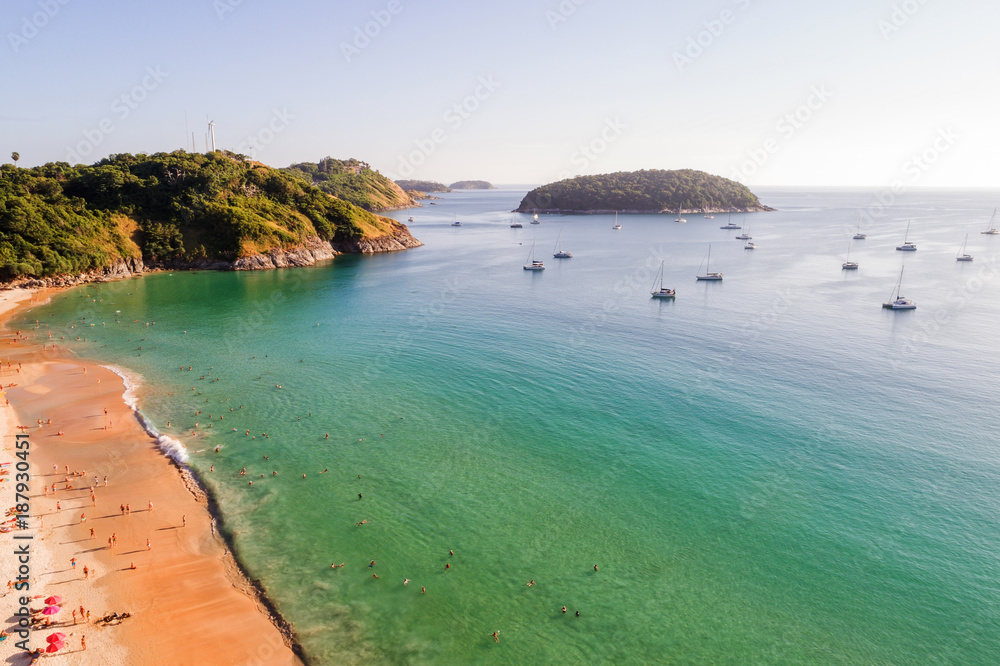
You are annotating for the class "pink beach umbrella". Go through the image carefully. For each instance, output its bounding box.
[46,632,66,643]
[43,595,62,605]
[46,641,65,653]
[41,605,61,615]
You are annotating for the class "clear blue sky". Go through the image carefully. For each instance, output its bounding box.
[2,0,996,186]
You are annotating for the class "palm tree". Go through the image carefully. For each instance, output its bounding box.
[11,152,19,168]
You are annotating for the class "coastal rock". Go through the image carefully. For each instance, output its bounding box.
[332,225,423,254]
[232,236,339,271]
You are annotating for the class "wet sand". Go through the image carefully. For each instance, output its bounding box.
[0,288,301,665]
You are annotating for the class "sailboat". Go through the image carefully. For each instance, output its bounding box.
[451,216,462,227]
[896,220,916,251]
[882,266,916,309]
[744,240,756,250]
[982,208,998,235]
[674,207,687,223]
[842,243,858,270]
[510,216,523,228]
[736,224,752,240]
[523,239,545,270]
[853,218,866,240]
[553,231,572,258]
[720,210,741,230]
[704,214,715,219]
[956,234,973,262]
[650,261,676,298]
[612,211,622,230]
[695,245,723,281]
[531,211,540,225]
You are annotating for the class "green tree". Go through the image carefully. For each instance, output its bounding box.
[11,152,19,168]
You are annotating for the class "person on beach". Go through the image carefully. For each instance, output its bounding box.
[182,515,186,528]
[71,557,76,569]
[80,513,86,523]
[146,539,151,550]
[130,562,136,570]
[56,501,61,511]
[83,566,89,579]
[126,504,131,515]
[148,501,153,512]
[90,528,95,539]
[81,635,86,650]
[72,609,77,624]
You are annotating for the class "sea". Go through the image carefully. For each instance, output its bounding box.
[14,187,1000,664]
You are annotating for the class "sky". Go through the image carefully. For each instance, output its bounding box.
[2,0,997,187]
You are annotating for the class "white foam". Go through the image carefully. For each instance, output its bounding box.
[102,364,190,464]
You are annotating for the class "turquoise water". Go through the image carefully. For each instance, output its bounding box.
[16,188,1000,664]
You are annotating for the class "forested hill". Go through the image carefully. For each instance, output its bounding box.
[283,157,415,212]
[0,151,419,282]
[515,169,773,214]
[395,180,451,193]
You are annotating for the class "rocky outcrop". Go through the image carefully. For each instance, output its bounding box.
[332,225,423,254]
[232,236,339,271]
[6,256,147,289]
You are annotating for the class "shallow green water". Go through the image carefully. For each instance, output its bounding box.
[17,188,1000,664]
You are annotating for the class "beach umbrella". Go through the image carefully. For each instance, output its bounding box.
[44,596,62,605]
[46,632,66,643]
[41,605,61,615]
[46,641,64,653]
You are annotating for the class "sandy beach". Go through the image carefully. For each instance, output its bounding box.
[0,288,301,665]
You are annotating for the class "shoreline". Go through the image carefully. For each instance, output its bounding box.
[0,288,304,665]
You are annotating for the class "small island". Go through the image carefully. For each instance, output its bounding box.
[395,179,451,193]
[449,180,495,190]
[515,169,773,214]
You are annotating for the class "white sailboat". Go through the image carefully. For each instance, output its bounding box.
[956,234,973,262]
[744,241,756,250]
[736,224,752,240]
[553,231,572,258]
[882,266,916,309]
[853,217,866,240]
[451,216,462,227]
[612,211,622,230]
[531,211,540,225]
[510,216,523,228]
[523,239,544,270]
[896,220,917,251]
[650,261,676,298]
[982,208,998,235]
[696,245,723,281]
[674,207,687,223]
[842,243,858,270]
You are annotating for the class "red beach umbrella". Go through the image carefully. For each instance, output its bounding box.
[41,605,61,615]
[46,641,65,653]
[43,596,62,605]
[46,632,66,643]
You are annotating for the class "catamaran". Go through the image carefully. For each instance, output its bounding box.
[720,211,741,230]
[956,234,973,262]
[510,217,523,228]
[842,244,858,270]
[896,220,917,251]
[553,231,572,258]
[882,266,916,309]
[696,245,723,281]
[853,218,866,240]
[982,208,998,235]
[523,239,544,270]
[650,261,676,298]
